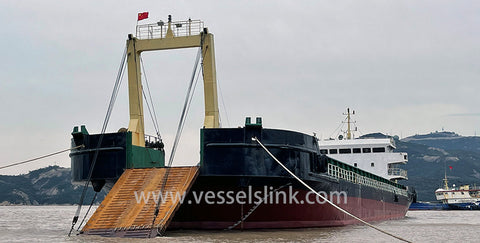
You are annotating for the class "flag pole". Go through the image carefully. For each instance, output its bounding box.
[136,15,139,37]
[136,12,149,37]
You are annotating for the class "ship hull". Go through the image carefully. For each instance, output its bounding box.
[170,126,412,229]
[70,125,413,230]
[443,203,480,210]
[170,175,411,229]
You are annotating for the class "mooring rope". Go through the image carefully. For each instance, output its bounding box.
[0,145,85,170]
[252,137,412,243]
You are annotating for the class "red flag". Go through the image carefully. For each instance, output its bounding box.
[449,166,453,170]
[138,12,149,21]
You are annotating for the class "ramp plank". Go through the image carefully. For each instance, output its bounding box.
[81,166,199,238]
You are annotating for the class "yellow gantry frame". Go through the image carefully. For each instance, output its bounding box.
[126,24,220,147]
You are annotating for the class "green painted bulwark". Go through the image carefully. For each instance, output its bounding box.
[130,146,165,168]
[126,132,165,168]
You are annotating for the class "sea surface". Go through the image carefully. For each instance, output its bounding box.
[0,206,479,242]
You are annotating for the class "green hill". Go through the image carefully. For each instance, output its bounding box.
[0,166,105,205]
[398,132,480,201]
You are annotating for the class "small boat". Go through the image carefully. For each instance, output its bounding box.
[435,174,480,210]
[408,201,445,210]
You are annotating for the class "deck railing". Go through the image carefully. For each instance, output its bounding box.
[388,167,408,179]
[136,19,204,40]
[327,163,408,197]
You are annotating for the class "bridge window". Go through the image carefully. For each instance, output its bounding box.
[362,148,371,153]
[320,149,328,154]
[371,162,375,167]
[354,163,358,167]
[372,147,386,153]
[339,148,351,154]
[353,148,361,153]
[329,149,338,154]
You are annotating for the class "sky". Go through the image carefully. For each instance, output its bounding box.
[1,0,479,175]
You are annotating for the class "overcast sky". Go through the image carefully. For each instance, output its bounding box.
[1,1,479,175]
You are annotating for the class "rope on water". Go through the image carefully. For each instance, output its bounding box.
[0,145,85,170]
[252,137,412,243]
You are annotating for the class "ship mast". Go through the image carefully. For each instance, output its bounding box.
[443,161,449,190]
[126,16,220,147]
[347,108,352,139]
[343,108,356,140]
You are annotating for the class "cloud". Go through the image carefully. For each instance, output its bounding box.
[447,113,480,117]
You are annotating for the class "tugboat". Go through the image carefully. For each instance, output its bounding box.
[69,16,414,237]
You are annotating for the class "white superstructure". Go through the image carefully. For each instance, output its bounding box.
[318,138,408,180]
[435,184,480,205]
[317,108,408,181]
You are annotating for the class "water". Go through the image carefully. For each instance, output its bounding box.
[0,206,479,242]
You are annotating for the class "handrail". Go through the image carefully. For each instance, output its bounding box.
[136,19,204,39]
[327,163,408,197]
[388,167,408,178]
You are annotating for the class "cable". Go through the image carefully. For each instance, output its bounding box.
[68,44,127,237]
[329,116,347,139]
[152,36,205,230]
[140,57,162,138]
[0,145,84,170]
[168,46,202,166]
[252,137,412,243]
[151,46,202,234]
[217,79,230,127]
[76,192,98,231]
[225,182,291,230]
[142,88,159,137]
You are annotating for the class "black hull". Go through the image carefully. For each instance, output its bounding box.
[170,175,411,229]
[171,125,412,229]
[70,122,413,229]
[444,203,480,210]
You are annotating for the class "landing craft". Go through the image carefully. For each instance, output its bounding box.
[69,16,414,238]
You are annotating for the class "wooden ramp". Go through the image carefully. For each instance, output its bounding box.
[81,166,199,238]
